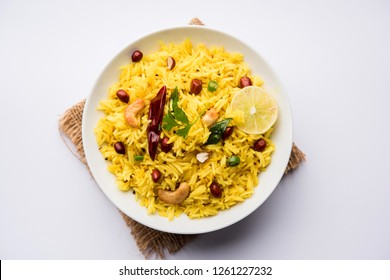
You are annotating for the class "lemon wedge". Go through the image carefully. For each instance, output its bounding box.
[230,86,278,134]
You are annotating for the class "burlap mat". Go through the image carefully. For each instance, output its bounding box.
[58,18,306,259]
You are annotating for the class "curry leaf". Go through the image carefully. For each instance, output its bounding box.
[209,118,232,134]
[205,118,232,145]
[205,133,221,145]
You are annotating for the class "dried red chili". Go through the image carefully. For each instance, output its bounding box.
[147,85,167,160]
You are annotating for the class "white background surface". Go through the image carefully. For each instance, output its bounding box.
[1,0,389,260]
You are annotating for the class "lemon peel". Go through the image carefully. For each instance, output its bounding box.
[229,86,278,135]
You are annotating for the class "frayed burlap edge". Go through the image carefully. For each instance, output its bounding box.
[285,143,306,174]
[58,17,305,259]
[120,212,196,259]
[59,99,87,165]
[189,17,205,26]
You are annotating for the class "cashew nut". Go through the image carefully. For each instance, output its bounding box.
[202,107,219,127]
[158,182,190,204]
[124,98,145,128]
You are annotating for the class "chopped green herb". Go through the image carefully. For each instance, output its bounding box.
[134,155,144,161]
[162,110,179,131]
[207,80,218,92]
[227,155,240,166]
[176,124,193,138]
[171,87,189,124]
[162,87,203,138]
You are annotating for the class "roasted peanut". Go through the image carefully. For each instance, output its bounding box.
[131,50,143,62]
[222,126,234,140]
[160,137,172,153]
[151,169,161,183]
[253,138,267,152]
[116,90,129,103]
[190,79,202,95]
[210,182,222,198]
[167,56,176,70]
[239,76,252,88]
[114,142,126,154]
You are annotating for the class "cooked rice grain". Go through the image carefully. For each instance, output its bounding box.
[95,40,275,220]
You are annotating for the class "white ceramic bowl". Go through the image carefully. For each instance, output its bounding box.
[82,26,293,234]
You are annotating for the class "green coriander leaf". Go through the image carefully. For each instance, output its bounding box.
[170,87,181,114]
[176,123,193,138]
[171,87,189,124]
[162,87,202,138]
[173,107,189,124]
[171,86,179,105]
[162,112,179,131]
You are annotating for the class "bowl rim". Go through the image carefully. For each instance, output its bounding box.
[82,25,293,234]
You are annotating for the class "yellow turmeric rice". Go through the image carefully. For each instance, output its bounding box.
[94,39,275,220]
